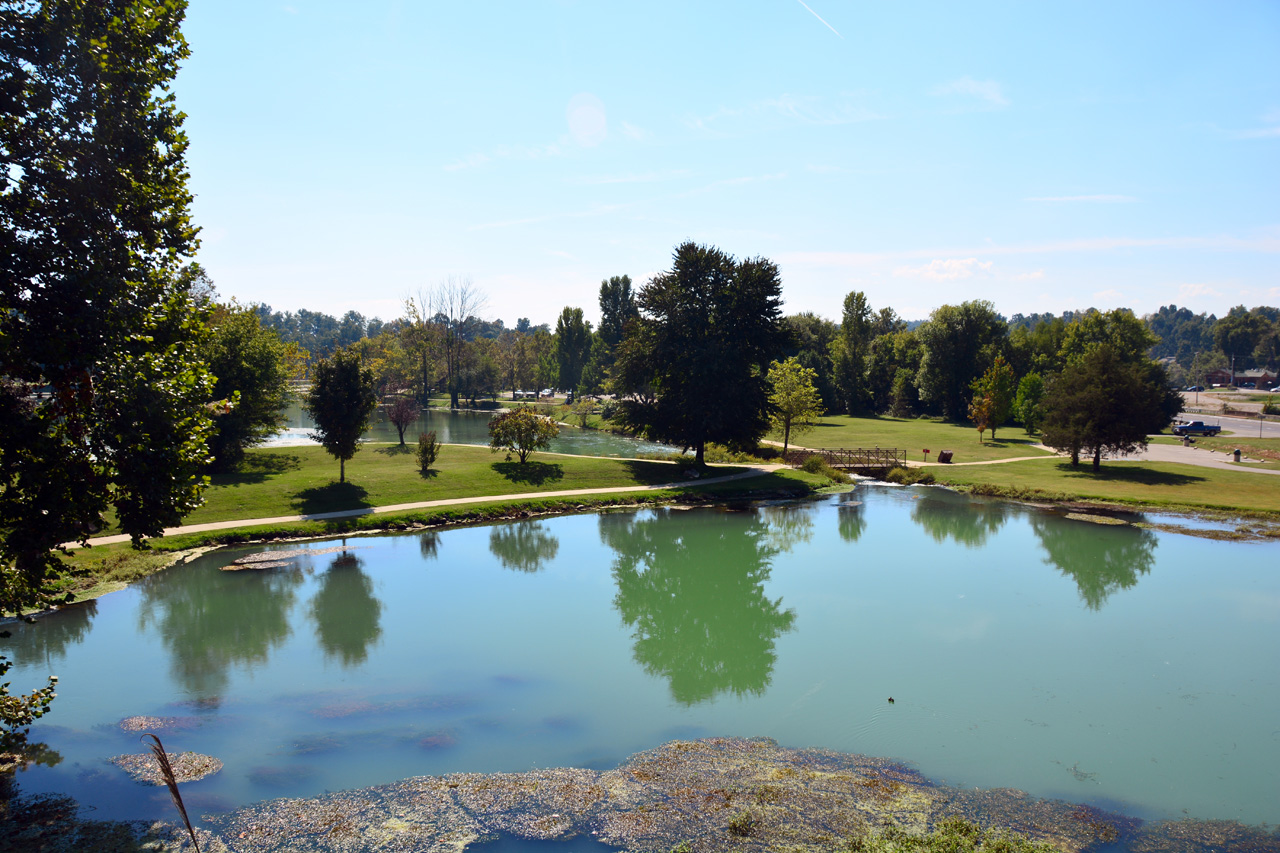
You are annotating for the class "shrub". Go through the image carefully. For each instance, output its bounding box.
[884,466,935,485]
[600,399,618,421]
[416,431,440,473]
[800,455,850,483]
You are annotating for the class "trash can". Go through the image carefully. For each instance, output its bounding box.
[937,450,954,464]
[1233,449,1241,462]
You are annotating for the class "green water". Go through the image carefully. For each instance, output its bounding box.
[2,487,1278,833]
[267,400,679,458]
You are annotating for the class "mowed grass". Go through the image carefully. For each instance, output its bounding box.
[928,457,1280,514]
[768,415,1054,463]
[1150,435,1280,468]
[184,443,749,525]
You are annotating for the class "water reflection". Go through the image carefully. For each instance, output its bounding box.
[419,532,441,560]
[2,600,97,667]
[600,509,797,705]
[1032,515,1157,610]
[309,553,382,666]
[911,492,1007,547]
[759,504,815,552]
[138,564,304,701]
[837,501,866,543]
[488,521,560,573]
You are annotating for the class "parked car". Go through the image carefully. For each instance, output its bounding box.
[1185,385,1204,392]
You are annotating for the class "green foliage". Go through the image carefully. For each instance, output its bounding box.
[831,291,875,414]
[0,656,57,758]
[554,306,592,392]
[884,466,936,485]
[570,398,595,428]
[1040,344,1182,469]
[1014,372,1046,435]
[916,301,1008,421]
[598,274,639,351]
[203,298,291,470]
[0,0,215,614]
[968,355,1017,441]
[800,455,849,483]
[416,431,441,473]
[612,242,789,464]
[785,312,840,414]
[768,357,825,452]
[304,347,379,483]
[1263,396,1279,416]
[488,406,559,463]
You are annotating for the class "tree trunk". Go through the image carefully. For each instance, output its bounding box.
[695,441,705,466]
[1070,448,1079,466]
[340,457,345,483]
[783,419,791,454]
[1092,447,1101,471]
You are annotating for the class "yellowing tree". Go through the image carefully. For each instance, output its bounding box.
[767,357,824,454]
[968,355,1016,442]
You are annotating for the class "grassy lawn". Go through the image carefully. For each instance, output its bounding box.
[185,443,749,525]
[766,415,1054,463]
[928,457,1280,514]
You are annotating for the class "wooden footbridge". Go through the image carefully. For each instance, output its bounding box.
[783,447,907,475]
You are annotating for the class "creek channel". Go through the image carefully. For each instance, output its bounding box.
[2,487,1277,835]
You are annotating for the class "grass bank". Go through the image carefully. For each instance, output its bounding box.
[59,466,828,605]
[767,415,1053,463]
[183,444,744,526]
[926,457,1280,515]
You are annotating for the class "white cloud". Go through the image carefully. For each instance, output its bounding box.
[893,258,994,281]
[443,152,491,172]
[573,169,691,186]
[1026,195,1137,203]
[794,0,843,38]
[1013,269,1045,281]
[547,250,576,261]
[567,93,607,147]
[620,121,650,141]
[932,77,1009,108]
[688,92,880,135]
[1234,108,1280,139]
[1178,283,1223,300]
[1093,289,1124,302]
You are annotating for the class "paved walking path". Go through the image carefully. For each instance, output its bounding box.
[75,467,784,548]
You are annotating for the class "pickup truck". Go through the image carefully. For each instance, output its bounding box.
[1171,421,1222,437]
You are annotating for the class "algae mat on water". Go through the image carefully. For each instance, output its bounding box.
[200,738,1279,853]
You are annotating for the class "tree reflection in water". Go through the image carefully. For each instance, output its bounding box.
[911,491,1007,548]
[419,531,441,559]
[4,599,97,668]
[837,501,866,543]
[309,552,382,666]
[137,561,305,701]
[759,503,815,552]
[488,521,560,573]
[600,508,797,706]
[1032,515,1158,610]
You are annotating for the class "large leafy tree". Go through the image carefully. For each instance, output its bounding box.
[613,242,788,465]
[203,299,291,471]
[916,301,1008,421]
[0,0,214,616]
[488,405,558,463]
[553,306,592,392]
[304,348,378,483]
[830,290,873,414]
[597,274,638,351]
[1040,343,1181,470]
[967,355,1016,441]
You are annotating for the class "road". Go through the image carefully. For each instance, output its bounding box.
[1177,412,1280,439]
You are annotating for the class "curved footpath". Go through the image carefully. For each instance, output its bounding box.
[75,466,788,548]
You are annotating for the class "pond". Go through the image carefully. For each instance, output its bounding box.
[2,487,1278,842]
[264,399,681,458]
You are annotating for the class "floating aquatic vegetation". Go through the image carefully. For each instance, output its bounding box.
[221,546,369,572]
[110,750,223,785]
[118,715,200,733]
[205,738,1171,853]
[1064,513,1130,526]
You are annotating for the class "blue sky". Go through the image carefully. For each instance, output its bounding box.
[176,1,1280,327]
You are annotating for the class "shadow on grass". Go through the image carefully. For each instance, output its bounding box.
[291,481,373,515]
[211,451,303,486]
[1055,462,1205,487]
[620,459,701,485]
[492,461,564,485]
[375,444,414,456]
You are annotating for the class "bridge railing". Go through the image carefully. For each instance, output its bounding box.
[783,447,906,469]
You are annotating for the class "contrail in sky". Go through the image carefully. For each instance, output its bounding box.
[794,0,843,38]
